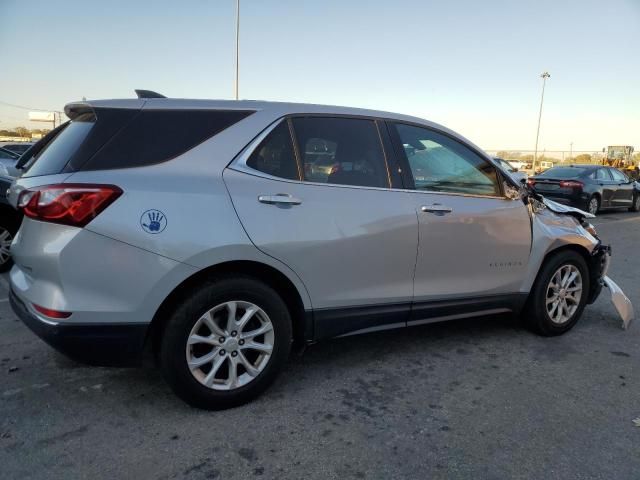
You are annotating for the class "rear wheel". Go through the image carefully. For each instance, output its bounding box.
[0,225,15,273]
[525,250,590,336]
[160,275,292,409]
[586,195,600,215]
[629,193,640,212]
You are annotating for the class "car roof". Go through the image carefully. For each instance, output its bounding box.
[65,97,455,135]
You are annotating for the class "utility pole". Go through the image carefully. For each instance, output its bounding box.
[532,71,550,173]
[234,0,240,100]
[569,142,573,162]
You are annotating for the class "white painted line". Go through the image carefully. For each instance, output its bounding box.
[0,275,9,291]
[0,298,9,303]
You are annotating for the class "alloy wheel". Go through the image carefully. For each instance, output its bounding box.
[588,197,599,215]
[186,301,274,391]
[0,227,12,266]
[545,264,583,324]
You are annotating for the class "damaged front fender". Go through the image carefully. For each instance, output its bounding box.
[524,189,634,330]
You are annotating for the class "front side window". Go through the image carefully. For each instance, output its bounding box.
[292,117,388,188]
[609,168,628,182]
[246,121,299,180]
[393,123,500,196]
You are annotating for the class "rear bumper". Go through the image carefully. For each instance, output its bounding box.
[10,289,148,367]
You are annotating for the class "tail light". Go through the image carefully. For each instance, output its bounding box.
[18,184,122,227]
[527,178,536,187]
[32,304,72,319]
[559,180,583,189]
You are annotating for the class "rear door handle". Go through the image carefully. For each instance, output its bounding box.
[258,193,302,205]
[421,204,453,214]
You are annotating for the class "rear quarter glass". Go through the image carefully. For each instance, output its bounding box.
[22,108,254,177]
[78,109,255,171]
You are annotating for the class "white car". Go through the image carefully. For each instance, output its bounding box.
[494,157,528,184]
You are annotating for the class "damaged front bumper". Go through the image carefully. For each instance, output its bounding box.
[528,192,634,330]
[587,244,634,329]
[603,276,634,330]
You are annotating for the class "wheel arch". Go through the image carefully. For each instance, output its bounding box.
[145,260,311,360]
[524,243,594,300]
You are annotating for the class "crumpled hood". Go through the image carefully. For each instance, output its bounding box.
[541,197,595,219]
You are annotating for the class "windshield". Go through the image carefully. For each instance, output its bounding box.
[538,167,586,178]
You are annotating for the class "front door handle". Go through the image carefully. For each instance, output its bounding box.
[258,193,302,205]
[421,204,453,214]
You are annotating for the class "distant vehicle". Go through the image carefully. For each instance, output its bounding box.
[507,160,527,170]
[605,145,634,169]
[0,173,22,271]
[0,147,20,176]
[0,142,35,155]
[493,157,528,183]
[535,160,554,173]
[529,164,640,214]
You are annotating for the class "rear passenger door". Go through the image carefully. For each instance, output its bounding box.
[224,116,418,339]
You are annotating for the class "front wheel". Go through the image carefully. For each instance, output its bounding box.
[160,275,292,409]
[524,250,590,336]
[629,194,640,212]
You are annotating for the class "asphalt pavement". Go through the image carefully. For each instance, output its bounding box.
[1,211,639,479]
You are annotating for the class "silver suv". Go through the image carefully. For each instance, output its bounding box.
[7,94,633,409]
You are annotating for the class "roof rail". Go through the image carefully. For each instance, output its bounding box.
[134,89,166,99]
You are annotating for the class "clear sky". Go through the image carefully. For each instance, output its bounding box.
[1,0,638,151]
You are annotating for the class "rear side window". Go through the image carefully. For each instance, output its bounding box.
[23,108,253,177]
[246,121,299,180]
[591,169,611,181]
[292,117,388,188]
[81,109,253,171]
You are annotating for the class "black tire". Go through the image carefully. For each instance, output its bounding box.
[524,250,590,336]
[586,195,600,215]
[160,275,292,410]
[629,193,640,212]
[0,223,17,273]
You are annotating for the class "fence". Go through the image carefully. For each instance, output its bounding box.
[484,150,608,165]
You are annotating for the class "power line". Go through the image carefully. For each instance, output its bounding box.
[0,99,63,113]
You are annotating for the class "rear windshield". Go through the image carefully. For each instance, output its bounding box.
[24,113,95,177]
[538,167,586,178]
[23,107,254,177]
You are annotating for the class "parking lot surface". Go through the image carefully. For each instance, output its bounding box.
[1,212,639,479]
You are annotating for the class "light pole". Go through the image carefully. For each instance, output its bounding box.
[532,71,550,173]
[569,142,573,163]
[234,0,240,100]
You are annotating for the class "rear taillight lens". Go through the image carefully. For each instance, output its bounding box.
[18,184,122,227]
[527,178,536,187]
[559,180,583,189]
[32,304,72,319]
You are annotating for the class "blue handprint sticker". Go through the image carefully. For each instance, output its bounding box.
[141,209,167,234]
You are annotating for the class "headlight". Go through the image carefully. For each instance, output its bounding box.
[584,223,597,237]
